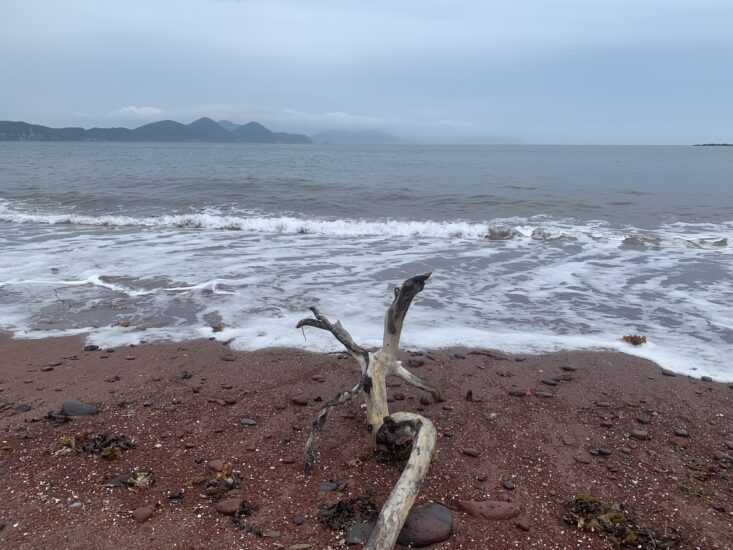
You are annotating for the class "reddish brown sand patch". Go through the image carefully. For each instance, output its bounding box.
[0,334,731,549]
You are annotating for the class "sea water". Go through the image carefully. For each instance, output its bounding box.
[0,142,731,379]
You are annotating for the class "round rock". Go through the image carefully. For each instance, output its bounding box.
[215,498,241,515]
[132,504,156,523]
[396,503,454,548]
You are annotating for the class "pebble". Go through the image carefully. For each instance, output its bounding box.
[462,448,480,457]
[208,459,225,472]
[40,366,54,372]
[291,397,309,406]
[68,501,83,509]
[598,447,613,456]
[15,404,31,412]
[596,401,611,408]
[346,522,375,545]
[713,451,731,461]
[561,365,577,372]
[515,520,531,532]
[240,418,257,426]
[673,428,689,438]
[293,516,305,525]
[636,416,651,425]
[621,447,632,454]
[215,499,241,515]
[442,404,453,411]
[396,502,453,547]
[457,500,520,521]
[574,455,591,464]
[221,355,236,362]
[600,420,613,428]
[419,396,430,406]
[408,358,425,368]
[132,504,156,523]
[534,391,554,398]
[61,400,99,416]
[541,378,558,386]
[701,376,713,382]
[319,481,338,492]
[502,480,515,490]
[631,429,649,441]
[661,369,677,377]
[442,431,454,438]
[282,457,295,464]
[724,440,733,450]
[83,344,99,351]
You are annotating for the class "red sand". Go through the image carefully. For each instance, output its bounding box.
[0,334,731,549]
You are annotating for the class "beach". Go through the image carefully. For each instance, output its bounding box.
[1,334,731,549]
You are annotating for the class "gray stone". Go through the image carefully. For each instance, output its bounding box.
[15,403,31,412]
[397,502,454,547]
[240,418,257,426]
[631,429,649,441]
[346,522,375,545]
[61,400,99,416]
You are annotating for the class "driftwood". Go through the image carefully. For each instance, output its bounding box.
[296,272,443,550]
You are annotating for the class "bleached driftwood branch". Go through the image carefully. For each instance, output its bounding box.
[297,272,443,550]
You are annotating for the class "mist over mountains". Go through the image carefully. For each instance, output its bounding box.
[0,117,411,144]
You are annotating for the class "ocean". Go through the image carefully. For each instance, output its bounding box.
[0,142,731,379]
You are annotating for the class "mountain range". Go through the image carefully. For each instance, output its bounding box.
[0,117,311,144]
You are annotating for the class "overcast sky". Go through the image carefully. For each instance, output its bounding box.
[1,0,731,144]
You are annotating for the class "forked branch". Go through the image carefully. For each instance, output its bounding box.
[297,272,442,550]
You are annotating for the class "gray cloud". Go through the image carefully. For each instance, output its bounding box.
[1,0,731,143]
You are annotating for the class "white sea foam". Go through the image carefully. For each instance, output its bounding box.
[1,198,732,381]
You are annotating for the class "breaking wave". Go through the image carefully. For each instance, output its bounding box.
[0,200,730,246]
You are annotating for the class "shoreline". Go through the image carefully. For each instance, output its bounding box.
[1,334,732,548]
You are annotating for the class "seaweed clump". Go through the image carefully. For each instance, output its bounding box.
[564,495,680,549]
[189,465,241,500]
[317,493,380,531]
[622,334,647,346]
[54,434,135,459]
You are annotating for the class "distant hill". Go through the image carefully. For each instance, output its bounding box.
[231,121,307,144]
[310,129,411,145]
[216,120,240,132]
[0,117,311,144]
